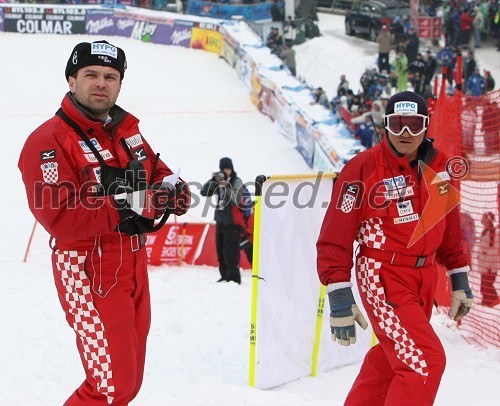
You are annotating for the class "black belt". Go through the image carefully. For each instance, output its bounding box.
[130,234,146,252]
[359,246,436,268]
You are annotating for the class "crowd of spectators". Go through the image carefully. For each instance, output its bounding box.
[443,0,500,50]
[302,29,496,150]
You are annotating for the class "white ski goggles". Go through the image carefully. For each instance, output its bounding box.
[384,113,429,136]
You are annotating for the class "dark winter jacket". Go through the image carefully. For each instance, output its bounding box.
[201,174,244,225]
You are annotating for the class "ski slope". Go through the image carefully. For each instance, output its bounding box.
[1,13,499,406]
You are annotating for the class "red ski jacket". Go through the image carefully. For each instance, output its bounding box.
[317,136,468,286]
[19,94,175,250]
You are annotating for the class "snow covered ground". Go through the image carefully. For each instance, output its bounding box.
[1,12,499,406]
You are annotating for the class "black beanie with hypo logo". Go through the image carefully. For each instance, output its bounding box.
[65,40,127,81]
[385,91,428,116]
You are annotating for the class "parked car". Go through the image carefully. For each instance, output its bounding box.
[345,0,410,42]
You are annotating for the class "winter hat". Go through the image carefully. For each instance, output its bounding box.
[65,40,127,81]
[385,91,428,116]
[219,157,234,171]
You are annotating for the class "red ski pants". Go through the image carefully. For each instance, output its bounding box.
[52,241,150,405]
[345,256,446,406]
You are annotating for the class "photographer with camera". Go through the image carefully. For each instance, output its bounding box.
[18,40,190,404]
[201,157,247,284]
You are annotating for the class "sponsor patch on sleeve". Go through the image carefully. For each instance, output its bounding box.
[132,147,147,161]
[40,149,56,160]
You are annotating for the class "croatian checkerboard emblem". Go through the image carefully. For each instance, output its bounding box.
[40,162,59,184]
[341,183,358,214]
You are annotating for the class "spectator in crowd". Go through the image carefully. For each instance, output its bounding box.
[479,0,490,36]
[377,25,393,74]
[494,7,500,51]
[451,6,462,46]
[465,67,485,96]
[447,48,460,85]
[460,6,474,45]
[331,87,349,114]
[482,100,500,154]
[337,74,350,96]
[463,48,477,83]
[360,67,379,94]
[424,49,438,90]
[271,0,284,22]
[402,14,411,34]
[266,27,283,55]
[310,87,329,108]
[354,123,374,149]
[405,27,419,64]
[280,43,297,76]
[408,52,426,77]
[283,15,297,45]
[484,69,495,92]
[390,16,405,47]
[473,6,485,47]
[461,100,476,155]
[200,157,246,284]
[408,53,426,95]
[394,48,408,92]
[437,43,454,71]
[478,212,500,307]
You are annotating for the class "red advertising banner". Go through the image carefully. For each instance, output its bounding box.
[146,223,207,266]
[146,222,251,270]
[418,17,442,39]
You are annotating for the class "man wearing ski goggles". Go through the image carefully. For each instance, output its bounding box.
[318,91,473,405]
[383,97,429,160]
[385,113,429,136]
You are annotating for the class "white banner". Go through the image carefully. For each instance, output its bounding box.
[252,174,372,389]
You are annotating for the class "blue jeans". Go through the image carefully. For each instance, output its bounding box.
[474,27,481,47]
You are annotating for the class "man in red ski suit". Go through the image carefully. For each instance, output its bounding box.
[317,91,473,405]
[18,40,190,405]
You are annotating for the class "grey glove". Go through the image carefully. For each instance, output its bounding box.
[448,272,473,321]
[328,287,368,346]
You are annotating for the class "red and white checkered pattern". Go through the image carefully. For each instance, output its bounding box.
[40,162,59,184]
[357,256,429,377]
[341,194,356,213]
[357,217,386,249]
[55,250,115,404]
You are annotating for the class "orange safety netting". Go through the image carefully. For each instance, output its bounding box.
[429,83,500,348]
